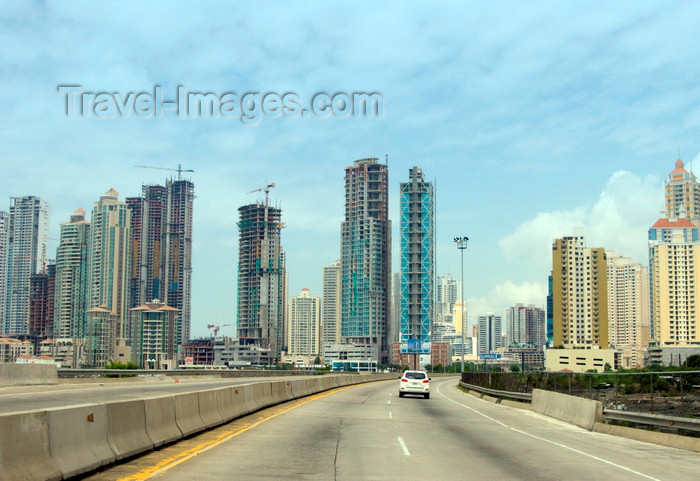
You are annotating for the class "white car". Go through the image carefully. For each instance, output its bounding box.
[398,370,430,399]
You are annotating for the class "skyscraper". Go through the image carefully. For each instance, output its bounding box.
[341,158,391,363]
[128,179,194,348]
[287,288,321,356]
[399,166,434,345]
[87,189,131,337]
[321,260,341,347]
[437,274,458,323]
[551,230,609,348]
[236,200,285,363]
[29,263,55,340]
[3,196,50,335]
[130,299,178,369]
[664,157,700,219]
[506,304,545,348]
[648,217,700,346]
[0,211,9,330]
[478,313,502,355]
[54,208,90,340]
[606,252,649,350]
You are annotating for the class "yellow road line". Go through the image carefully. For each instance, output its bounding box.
[118,387,349,480]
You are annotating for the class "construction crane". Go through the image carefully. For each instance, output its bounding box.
[207,323,231,337]
[134,163,194,180]
[248,182,275,207]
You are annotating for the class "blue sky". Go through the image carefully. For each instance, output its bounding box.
[2,1,700,337]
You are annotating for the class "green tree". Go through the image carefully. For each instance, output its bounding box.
[510,364,520,372]
[313,356,321,365]
[683,354,700,369]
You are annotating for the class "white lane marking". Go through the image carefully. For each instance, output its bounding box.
[436,382,507,427]
[389,411,393,419]
[388,399,391,404]
[509,428,660,481]
[435,380,659,481]
[397,436,410,456]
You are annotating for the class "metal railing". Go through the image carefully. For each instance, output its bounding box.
[462,371,700,418]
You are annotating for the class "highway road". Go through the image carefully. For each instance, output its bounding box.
[84,376,699,481]
[0,376,309,413]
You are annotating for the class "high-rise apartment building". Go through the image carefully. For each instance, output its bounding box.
[399,166,434,345]
[54,208,91,340]
[546,273,554,347]
[128,179,194,348]
[29,263,55,340]
[478,313,502,355]
[0,211,8,330]
[321,260,341,346]
[606,252,649,350]
[236,201,285,363]
[3,196,50,335]
[506,304,545,348]
[648,217,700,346]
[340,158,391,363]
[287,288,321,356]
[87,189,131,337]
[664,158,700,219]
[130,299,178,369]
[437,274,458,323]
[551,230,609,348]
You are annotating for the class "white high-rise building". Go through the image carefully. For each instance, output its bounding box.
[288,288,321,356]
[606,252,650,351]
[321,261,341,347]
[664,157,700,219]
[437,274,458,323]
[3,196,50,335]
[506,304,545,348]
[478,313,502,355]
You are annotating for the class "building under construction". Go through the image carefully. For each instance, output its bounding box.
[341,158,391,364]
[127,178,194,350]
[236,196,285,365]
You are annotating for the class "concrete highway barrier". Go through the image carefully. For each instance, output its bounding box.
[198,389,224,428]
[47,403,114,478]
[531,388,603,431]
[0,363,58,387]
[105,400,154,460]
[0,410,61,481]
[0,374,395,481]
[144,396,182,447]
[216,387,247,422]
[174,392,206,436]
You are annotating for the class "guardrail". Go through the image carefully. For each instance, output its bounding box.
[460,379,700,435]
[459,381,532,401]
[603,409,700,433]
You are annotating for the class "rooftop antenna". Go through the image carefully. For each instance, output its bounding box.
[385,154,388,165]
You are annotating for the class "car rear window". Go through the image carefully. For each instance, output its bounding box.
[405,372,426,380]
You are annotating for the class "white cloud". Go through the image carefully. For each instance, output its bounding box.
[465,280,547,334]
[499,170,662,275]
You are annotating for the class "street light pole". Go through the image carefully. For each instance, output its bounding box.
[454,236,469,373]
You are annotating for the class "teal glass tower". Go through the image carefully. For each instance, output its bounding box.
[399,167,434,345]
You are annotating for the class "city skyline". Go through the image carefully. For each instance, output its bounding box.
[5,3,700,338]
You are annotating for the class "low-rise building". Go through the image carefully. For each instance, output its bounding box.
[545,347,616,372]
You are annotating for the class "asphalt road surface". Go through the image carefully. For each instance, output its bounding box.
[84,376,699,481]
[0,376,307,413]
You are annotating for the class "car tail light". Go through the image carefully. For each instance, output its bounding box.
[422,379,429,383]
[401,378,408,383]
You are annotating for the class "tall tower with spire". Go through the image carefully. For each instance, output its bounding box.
[664,157,700,219]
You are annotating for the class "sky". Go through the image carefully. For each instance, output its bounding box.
[2,1,700,338]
